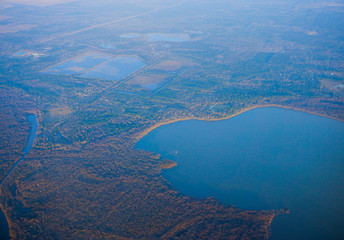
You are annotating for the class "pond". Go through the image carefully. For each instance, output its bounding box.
[43,53,112,75]
[147,33,190,42]
[80,56,146,81]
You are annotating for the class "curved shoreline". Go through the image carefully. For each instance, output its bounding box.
[136,105,344,239]
[135,104,344,142]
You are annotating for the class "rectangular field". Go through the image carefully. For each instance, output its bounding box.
[43,54,146,82]
[80,56,146,81]
[43,53,112,75]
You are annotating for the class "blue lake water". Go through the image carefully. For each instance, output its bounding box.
[143,83,160,90]
[43,54,112,75]
[119,33,190,42]
[136,107,344,240]
[0,114,38,240]
[23,115,38,154]
[120,33,141,39]
[81,56,146,81]
[100,43,117,49]
[147,33,190,42]
[43,54,146,82]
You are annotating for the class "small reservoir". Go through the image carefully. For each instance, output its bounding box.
[136,107,344,240]
[43,54,146,81]
[81,56,146,81]
[147,33,190,42]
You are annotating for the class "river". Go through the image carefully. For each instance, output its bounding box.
[0,114,38,240]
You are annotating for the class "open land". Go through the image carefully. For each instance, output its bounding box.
[0,0,344,239]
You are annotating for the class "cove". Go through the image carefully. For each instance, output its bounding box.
[136,107,344,240]
[0,114,38,240]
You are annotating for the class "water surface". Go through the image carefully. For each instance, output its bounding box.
[0,208,9,240]
[81,56,146,81]
[100,43,117,49]
[0,114,38,240]
[120,33,141,39]
[147,33,190,42]
[43,53,111,75]
[136,107,344,240]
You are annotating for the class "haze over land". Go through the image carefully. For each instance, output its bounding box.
[0,0,343,239]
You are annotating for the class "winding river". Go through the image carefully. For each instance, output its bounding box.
[0,114,38,240]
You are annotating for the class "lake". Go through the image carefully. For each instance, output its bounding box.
[119,33,190,42]
[120,33,141,39]
[136,107,344,240]
[147,33,190,42]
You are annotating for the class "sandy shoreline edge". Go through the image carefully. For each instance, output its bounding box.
[134,103,344,238]
[135,104,344,142]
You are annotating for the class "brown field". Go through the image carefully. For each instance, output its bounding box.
[152,57,199,71]
[126,75,167,87]
[49,107,72,119]
[151,60,184,71]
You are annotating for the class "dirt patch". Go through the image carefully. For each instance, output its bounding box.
[151,60,184,71]
[152,57,199,71]
[49,107,72,119]
[127,75,166,86]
